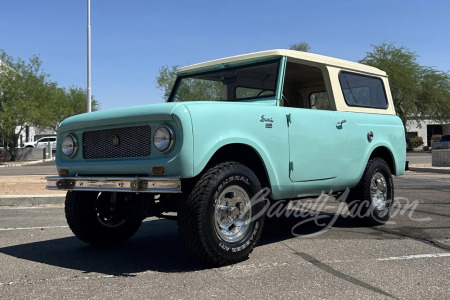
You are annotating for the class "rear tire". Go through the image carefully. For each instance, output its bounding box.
[178,162,266,266]
[346,157,394,225]
[65,191,143,245]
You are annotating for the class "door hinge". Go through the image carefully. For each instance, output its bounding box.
[289,161,294,172]
[286,113,291,126]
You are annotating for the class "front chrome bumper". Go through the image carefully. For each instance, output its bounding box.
[46,176,182,193]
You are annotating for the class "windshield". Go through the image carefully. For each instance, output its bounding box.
[169,59,281,102]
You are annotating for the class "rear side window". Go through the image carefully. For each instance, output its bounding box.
[338,72,388,109]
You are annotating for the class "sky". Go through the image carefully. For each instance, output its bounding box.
[1,0,450,111]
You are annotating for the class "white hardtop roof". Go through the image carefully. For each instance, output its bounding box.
[178,49,386,76]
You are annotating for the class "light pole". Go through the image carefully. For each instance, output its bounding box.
[87,0,92,112]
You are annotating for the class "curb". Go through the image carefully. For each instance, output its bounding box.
[408,167,450,174]
[0,157,55,168]
[0,194,65,206]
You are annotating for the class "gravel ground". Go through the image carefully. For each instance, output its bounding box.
[0,176,62,196]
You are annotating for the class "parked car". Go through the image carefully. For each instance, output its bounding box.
[438,135,450,142]
[23,136,57,151]
[47,49,406,266]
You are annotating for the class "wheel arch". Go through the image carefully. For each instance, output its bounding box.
[202,143,271,188]
[369,146,396,175]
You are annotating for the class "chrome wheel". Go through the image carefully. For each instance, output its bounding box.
[347,157,393,225]
[178,162,265,265]
[370,172,388,217]
[214,185,252,243]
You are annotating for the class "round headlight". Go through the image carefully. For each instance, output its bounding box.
[153,125,174,153]
[62,134,78,157]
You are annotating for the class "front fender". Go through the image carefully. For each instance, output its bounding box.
[185,102,293,199]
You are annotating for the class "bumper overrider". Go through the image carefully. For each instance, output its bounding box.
[46,176,182,193]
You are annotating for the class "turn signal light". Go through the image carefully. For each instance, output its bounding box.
[59,169,69,177]
[152,167,165,175]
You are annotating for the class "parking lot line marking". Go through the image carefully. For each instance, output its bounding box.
[377,253,450,261]
[0,225,69,231]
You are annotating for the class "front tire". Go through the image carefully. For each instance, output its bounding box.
[346,157,394,225]
[178,162,266,266]
[65,191,143,245]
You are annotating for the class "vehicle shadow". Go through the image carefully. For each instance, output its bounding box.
[0,210,365,275]
[0,219,202,275]
[260,209,366,244]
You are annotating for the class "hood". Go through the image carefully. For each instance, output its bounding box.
[59,102,185,129]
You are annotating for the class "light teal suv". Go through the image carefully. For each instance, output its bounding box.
[47,50,406,266]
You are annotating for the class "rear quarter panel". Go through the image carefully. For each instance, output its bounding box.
[330,111,406,192]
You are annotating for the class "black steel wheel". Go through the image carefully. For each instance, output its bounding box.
[65,191,143,245]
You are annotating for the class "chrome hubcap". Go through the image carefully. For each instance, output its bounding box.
[214,185,252,243]
[370,172,388,216]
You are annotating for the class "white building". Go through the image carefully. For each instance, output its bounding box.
[406,119,450,146]
[15,126,56,147]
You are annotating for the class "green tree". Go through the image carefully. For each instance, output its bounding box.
[0,51,47,160]
[418,67,450,122]
[360,43,450,127]
[156,65,223,102]
[0,50,98,160]
[156,65,178,101]
[289,41,311,52]
[42,85,99,131]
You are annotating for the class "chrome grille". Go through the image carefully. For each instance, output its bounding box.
[83,125,151,159]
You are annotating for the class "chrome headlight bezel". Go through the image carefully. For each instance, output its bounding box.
[61,134,78,158]
[153,125,174,153]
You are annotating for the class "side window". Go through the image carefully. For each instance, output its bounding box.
[309,92,331,110]
[283,62,332,109]
[39,138,48,143]
[339,72,388,109]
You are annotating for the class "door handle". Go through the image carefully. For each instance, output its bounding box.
[337,120,347,126]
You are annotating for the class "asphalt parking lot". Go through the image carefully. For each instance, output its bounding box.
[0,170,449,299]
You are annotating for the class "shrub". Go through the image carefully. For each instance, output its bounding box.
[406,138,413,151]
[431,134,441,142]
[410,136,424,148]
